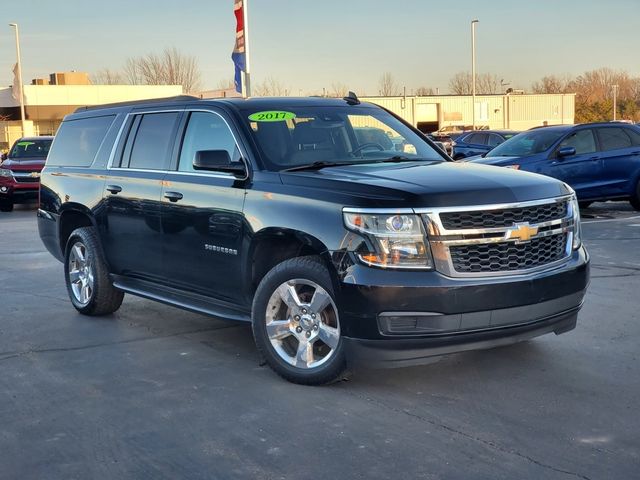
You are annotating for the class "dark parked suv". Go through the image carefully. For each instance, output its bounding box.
[469,123,640,209]
[38,95,589,385]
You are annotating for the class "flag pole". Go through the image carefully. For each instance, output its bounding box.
[243,0,251,97]
[9,23,26,137]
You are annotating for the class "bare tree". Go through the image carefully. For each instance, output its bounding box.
[92,68,123,85]
[330,82,349,98]
[415,86,435,96]
[449,72,500,95]
[531,75,571,94]
[123,58,143,85]
[253,77,288,96]
[216,78,236,90]
[477,73,500,94]
[123,48,202,93]
[161,47,201,93]
[378,72,398,96]
[449,72,472,95]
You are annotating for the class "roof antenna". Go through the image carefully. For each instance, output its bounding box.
[343,91,360,105]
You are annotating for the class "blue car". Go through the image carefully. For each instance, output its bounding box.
[469,123,640,210]
[452,130,518,160]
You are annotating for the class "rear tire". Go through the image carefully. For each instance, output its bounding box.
[64,227,124,316]
[252,256,347,385]
[630,181,640,211]
[0,200,13,212]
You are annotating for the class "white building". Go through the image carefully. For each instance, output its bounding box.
[361,93,575,133]
[0,82,183,149]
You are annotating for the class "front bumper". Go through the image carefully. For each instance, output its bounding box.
[0,178,39,203]
[333,246,589,367]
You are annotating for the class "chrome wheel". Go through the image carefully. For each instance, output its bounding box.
[265,279,340,369]
[68,241,94,306]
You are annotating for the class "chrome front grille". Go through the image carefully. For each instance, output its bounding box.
[11,171,40,183]
[440,202,568,229]
[450,233,568,273]
[418,196,575,278]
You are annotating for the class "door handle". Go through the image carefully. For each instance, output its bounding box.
[164,191,184,202]
[106,185,122,194]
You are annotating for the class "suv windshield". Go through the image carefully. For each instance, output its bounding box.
[486,129,565,158]
[241,105,444,171]
[10,139,52,159]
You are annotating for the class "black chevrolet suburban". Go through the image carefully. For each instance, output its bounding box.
[38,95,589,385]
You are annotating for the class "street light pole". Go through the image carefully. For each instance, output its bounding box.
[471,19,479,131]
[612,84,618,121]
[9,23,27,138]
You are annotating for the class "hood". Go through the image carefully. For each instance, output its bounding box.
[279,161,571,208]
[1,158,46,171]
[467,155,522,166]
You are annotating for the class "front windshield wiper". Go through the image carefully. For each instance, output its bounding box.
[282,161,363,172]
[378,155,422,162]
[283,157,435,173]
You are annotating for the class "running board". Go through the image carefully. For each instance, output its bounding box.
[111,275,251,322]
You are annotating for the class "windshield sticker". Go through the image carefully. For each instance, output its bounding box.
[248,111,296,122]
[17,141,35,147]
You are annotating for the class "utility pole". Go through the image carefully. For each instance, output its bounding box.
[9,23,26,137]
[612,84,618,121]
[471,19,479,130]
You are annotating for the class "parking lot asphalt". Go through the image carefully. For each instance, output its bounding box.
[1,203,639,480]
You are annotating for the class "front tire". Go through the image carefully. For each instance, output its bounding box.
[630,180,640,211]
[252,256,346,385]
[64,227,124,316]
[0,200,13,212]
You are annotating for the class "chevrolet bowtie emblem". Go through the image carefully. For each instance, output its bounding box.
[506,222,539,243]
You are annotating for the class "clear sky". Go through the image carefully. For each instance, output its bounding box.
[1,0,639,94]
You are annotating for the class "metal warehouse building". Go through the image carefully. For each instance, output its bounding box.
[361,93,575,133]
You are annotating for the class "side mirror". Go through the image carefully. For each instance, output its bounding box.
[557,146,576,158]
[193,150,246,177]
[0,153,7,162]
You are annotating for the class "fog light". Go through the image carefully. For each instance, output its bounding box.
[0,186,7,192]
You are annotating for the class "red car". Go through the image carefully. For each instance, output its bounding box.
[0,136,53,212]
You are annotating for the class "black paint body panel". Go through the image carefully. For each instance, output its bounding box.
[37,97,590,363]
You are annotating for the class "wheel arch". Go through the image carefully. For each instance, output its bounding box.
[244,227,337,300]
[58,204,98,255]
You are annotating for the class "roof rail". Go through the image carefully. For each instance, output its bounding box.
[74,95,200,112]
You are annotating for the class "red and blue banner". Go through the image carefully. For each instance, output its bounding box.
[232,0,246,94]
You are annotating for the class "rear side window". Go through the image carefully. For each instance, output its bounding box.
[597,128,632,151]
[487,134,505,147]
[47,115,115,167]
[465,133,486,145]
[624,127,640,146]
[126,112,180,170]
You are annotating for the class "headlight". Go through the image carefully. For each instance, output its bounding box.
[569,194,582,250]
[343,210,433,269]
[0,169,12,177]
